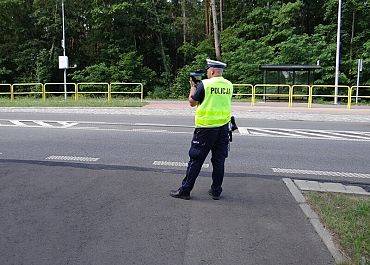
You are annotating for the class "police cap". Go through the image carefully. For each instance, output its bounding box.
[206,59,227,70]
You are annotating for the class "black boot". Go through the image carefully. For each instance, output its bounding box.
[170,189,191,200]
[208,189,220,200]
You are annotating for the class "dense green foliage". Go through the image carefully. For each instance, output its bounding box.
[0,0,369,98]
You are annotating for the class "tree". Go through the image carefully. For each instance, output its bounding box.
[210,0,221,60]
[0,0,368,96]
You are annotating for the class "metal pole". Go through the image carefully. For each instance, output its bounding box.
[356,59,362,104]
[62,0,67,100]
[334,0,342,104]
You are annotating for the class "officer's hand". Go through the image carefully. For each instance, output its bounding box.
[189,78,196,88]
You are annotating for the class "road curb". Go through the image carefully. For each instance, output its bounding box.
[1,107,370,123]
[283,178,346,264]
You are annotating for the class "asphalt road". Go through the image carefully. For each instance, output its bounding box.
[0,112,369,185]
[1,110,369,264]
[0,161,333,265]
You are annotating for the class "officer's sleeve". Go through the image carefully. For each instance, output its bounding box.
[191,82,205,104]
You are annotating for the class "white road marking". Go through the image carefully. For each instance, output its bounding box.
[251,128,304,138]
[134,123,193,128]
[285,130,340,139]
[237,127,250,135]
[3,119,79,129]
[56,121,79,128]
[272,168,370,179]
[33,121,54,127]
[153,160,210,168]
[133,128,169,133]
[238,127,370,142]
[9,120,27,126]
[0,123,192,134]
[45,155,100,162]
[2,119,370,141]
[317,131,370,140]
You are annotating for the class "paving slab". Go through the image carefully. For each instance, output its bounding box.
[294,180,369,195]
[345,185,369,195]
[320,182,347,192]
[0,160,334,265]
[294,179,321,191]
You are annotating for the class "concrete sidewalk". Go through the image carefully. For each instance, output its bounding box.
[145,100,370,123]
[2,100,369,122]
[145,99,370,113]
[0,160,334,265]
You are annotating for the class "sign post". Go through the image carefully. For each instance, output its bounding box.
[356,59,363,104]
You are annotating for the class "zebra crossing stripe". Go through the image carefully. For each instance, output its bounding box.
[319,131,370,140]
[272,168,370,179]
[33,121,54,127]
[57,121,79,128]
[45,155,100,162]
[5,120,79,128]
[9,120,27,126]
[287,130,340,139]
[251,128,303,138]
[237,127,370,141]
[153,160,209,168]
[237,127,250,135]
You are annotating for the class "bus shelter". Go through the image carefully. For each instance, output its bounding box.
[260,64,322,85]
[258,64,322,101]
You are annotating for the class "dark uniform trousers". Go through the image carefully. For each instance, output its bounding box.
[180,123,229,196]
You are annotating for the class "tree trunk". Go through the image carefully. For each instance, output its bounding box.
[49,2,58,61]
[205,0,210,36]
[220,0,223,32]
[210,0,221,60]
[349,10,355,61]
[181,0,186,44]
[152,0,170,74]
[157,32,170,74]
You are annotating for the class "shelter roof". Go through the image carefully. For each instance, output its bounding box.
[260,65,322,71]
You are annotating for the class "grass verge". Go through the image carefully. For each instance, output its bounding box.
[305,192,369,264]
[0,97,146,107]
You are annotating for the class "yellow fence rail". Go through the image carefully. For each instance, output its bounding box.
[44,83,78,100]
[254,84,291,107]
[350,86,370,106]
[232,84,254,106]
[290,85,310,107]
[2,82,369,109]
[0,84,12,99]
[76,83,110,101]
[310,85,351,109]
[11,83,45,101]
[110,82,144,102]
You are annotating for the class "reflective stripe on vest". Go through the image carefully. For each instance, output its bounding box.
[195,77,233,128]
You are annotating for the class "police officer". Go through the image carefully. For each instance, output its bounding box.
[170,59,233,200]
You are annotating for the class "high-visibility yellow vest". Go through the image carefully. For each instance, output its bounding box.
[195,76,233,128]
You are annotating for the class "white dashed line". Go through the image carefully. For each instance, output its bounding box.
[272,168,370,179]
[153,160,209,168]
[45,155,100,162]
[133,128,169,133]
